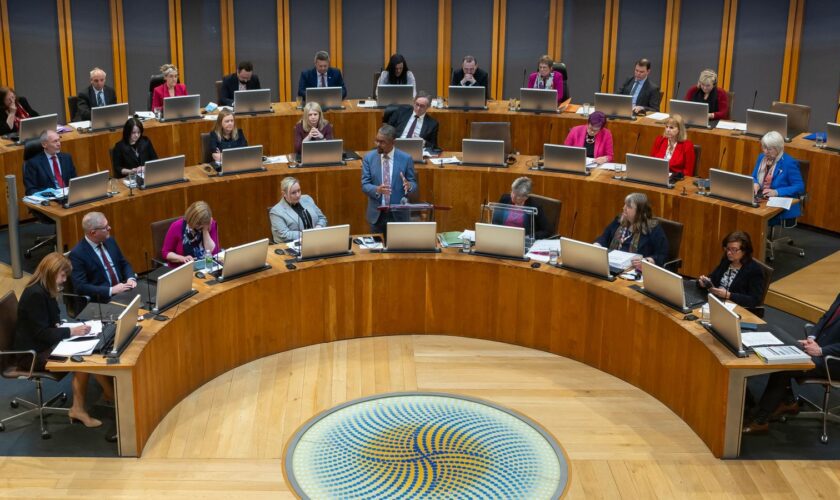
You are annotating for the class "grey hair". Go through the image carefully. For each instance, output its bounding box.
[378,124,397,140]
[280,176,299,195]
[761,131,785,154]
[159,64,178,77]
[81,211,106,232]
[89,67,106,78]
[511,177,533,197]
[39,129,58,143]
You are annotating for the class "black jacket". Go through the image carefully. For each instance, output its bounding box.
[219,73,262,106]
[14,282,70,354]
[387,106,439,151]
[617,77,661,112]
[701,257,765,308]
[111,136,159,177]
[76,84,118,121]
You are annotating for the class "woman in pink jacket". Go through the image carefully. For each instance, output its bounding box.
[563,111,613,164]
[527,55,564,104]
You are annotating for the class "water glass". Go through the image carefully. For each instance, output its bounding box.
[461,236,471,253]
[549,249,559,266]
[153,108,161,120]
[204,250,214,272]
[815,134,824,149]
[108,178,118,195]
[128,171,137,188]
[698,180,707,196]
[582,103,591,117]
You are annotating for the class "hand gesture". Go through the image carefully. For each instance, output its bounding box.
[401,172,411,194]
[70,324,91,337]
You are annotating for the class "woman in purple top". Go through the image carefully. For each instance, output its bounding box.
[563,111,613,164]
[527,55,564,104]
[162,201,220,267]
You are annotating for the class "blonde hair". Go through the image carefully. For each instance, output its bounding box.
[160,64,179,77]
[280,176,300,195]
[28,252,72,297]
[300,101,327,133]
[698,69,717,86]
[664,114,687,142]
[213,109,239,141]
[185,201,212,229]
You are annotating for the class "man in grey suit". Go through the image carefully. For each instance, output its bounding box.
[269,176,328,243]
[361,124,417,235]
[75,67,117,121]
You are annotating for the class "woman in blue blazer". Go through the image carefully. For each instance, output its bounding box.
[751,131,804,224]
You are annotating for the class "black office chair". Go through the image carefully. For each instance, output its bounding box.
[67,95,79,122]
[22,139,58,258]
[214,80,223,104]
[383,104,411,125]
[151,216,181,269]
[654,216,683,273]
[372,70,383,99]
[551,62,570,102]
[692,144,701,175]
[786,324,840,444]
[529,194,562,238]
[746,259,773,319]
[148,73,165,110]
[470,122,514,157]
[766,159,809,261]
[200,132,214,164]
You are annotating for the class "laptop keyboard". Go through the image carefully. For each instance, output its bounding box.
[682,279,708,308]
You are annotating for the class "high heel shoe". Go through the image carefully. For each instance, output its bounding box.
[68,411,102,428]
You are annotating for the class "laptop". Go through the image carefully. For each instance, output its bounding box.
[234,89,272,114]
[707,168,758,207]
[460,139,506,167]
[624,153,673,189]
[447,86,487,110]
[558,237,615,281]
[376,85,414,107]
[594,93,634,119]
[96,294,142,356]
[702,294,748,358]
[395,138,425,163]
[300,139,345,167]
[215,238,270,282]
[219,145,265,176]
[518,88,557,113]
[824,122,840,152]
[141,154,187,190]
[638,260,707,313]
[384,222,439,253]
[298,224,352,262]
[90,103,129,132]
[305,87,344,110]
[542,144,593,176]
[65,171,110,208]
[162,94,201,121]
[152,261,197,314]
[472,223,527,261]
[16,114,58,144]
[744,109,788,140]
[669,99,710,129]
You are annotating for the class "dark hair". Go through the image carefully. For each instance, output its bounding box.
[121,117,144,144]
[385,53,409,85]
[635,58,652,70]
[237,61,253,72]
[314,51,330,62]
[415,90,432,105]
[722,231,753,263]
[588,111,607,128]
[462,55,477,65]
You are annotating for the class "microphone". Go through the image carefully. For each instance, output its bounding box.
[600,74,605,91]
[717,146,727,167]
[631,131,641,154]
[569,210,578,239]
[674,81,681,99]
[751,89,758,110]
[522,68,528,88]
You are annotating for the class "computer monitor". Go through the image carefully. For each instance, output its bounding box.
[542,144,592,176]
[376,85,414,107]
[708,168,758,207]
[110,294,142,356]
[461,139,506,167]
[558,237,615,281]
[305,87,344,110]
[704,293,748,357]
[384,222,439,253]
[141,154,187,190]
[447,86,486,110]
[17,114,58,143]
[90,103,129,132]
[218,238,270,282]
[234,89,272,114]
[824,122,840,152]
[300,139,344,167]
[745,109,788,140]
[594,93,634,119]
[395,138,425,163]
[298,224,352,262]
[669,99,709,128]
[65,171,110,208]
[639,260,692,313]
[153,261,197,314]
[472,223,527,261]
[162,95,201,121]
[519,88,557,113]
[624,153,672,189]
[220,145,265,176]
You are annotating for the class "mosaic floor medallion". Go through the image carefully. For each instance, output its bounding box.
[284,392,569,499]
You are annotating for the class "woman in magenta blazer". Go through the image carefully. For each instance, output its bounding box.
[151,64,188,111]
[563,111,613,164]
[527,55,564,104]
[650,114,695,177]
[162,201,220,267]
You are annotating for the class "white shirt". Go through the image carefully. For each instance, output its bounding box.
[400,114,425,139]
[45,153,63,188]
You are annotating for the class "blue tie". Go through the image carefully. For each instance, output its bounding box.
[96,91,105,107]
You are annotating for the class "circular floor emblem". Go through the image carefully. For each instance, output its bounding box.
[284,392,569,499]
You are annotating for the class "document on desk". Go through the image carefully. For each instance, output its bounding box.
[526,239,560,262]
[608,250,640,270]
[134,111,155,119]
[357,100,379,108]
[646,112,670,121]
[51,338,99,357]
[264,155,289,164]
[430,157,460,165]
[766,197,793,210]
[69,120,92,130]
[740,330,783,348]
[716,120,747,131]
[597,162,624,171]
[458,230,475,242]
[59,320,103,337]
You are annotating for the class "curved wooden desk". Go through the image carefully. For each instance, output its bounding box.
[46,248,812,459]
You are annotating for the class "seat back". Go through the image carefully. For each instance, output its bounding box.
[22,138,43,162]
[215,80,223,104]
[529,194,562,238]
[653,216,683,267]
[383,104,411,125]
[797,159,810,209]
[470,122,512,156]
[0,291,19,372]
[726,90,735,118]
[552,62,569,102]
[67,95,79,122]
[753,259,774,307]
[148,73,165,109]
[200,132,214,164]
[151,216,181,261]
[61,277,89,319]
[770,101,811,138]
[693,143,701,174]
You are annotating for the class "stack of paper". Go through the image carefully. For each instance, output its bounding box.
[716,120,746,131]
[740,330,783,348]
[753,345,811,364]
[646,112,670,121]
[51,338,99,357]
[437,232,464,248]
[608,250,640,270]
[430,157,460,165]
[526,239,560,262]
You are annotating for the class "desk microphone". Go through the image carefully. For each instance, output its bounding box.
[631,131,641,154]
[751,89,758,110]
[522,68,528,88]
[569,210,578,239]
[600,74,605,92]
[674,81,681,100]
[717,146,727,167]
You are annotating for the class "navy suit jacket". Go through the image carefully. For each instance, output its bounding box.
[75,84,117,121]
[361,148,417,224]
[23,152,77,195]
[69,237,136,302]
[387,106,439,150]
[811,293,840,371]
[298,67,347,99]
[219,73,262,106]
[618,77,661,112]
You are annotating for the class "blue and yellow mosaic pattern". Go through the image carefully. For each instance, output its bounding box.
[285,392,568,499]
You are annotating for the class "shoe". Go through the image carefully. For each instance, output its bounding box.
[742,421,769,434]
[770,400,800,419]
[68,411,103,428]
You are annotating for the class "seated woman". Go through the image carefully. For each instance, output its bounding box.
[293,102,334,155]
[14,252,113,428]
[269,176,328,243]
[595,192,668,268]
[751,131,804,225]
[111,117,158,178]
[151,64,187,112]
[698,231,764,308]
[376,53,416,98]
[0,86,39,135]
[563,111,613,164]
[684,69,730,121]
[650,114,695,177]
[527,55,564,104]
[162,201,219,267]
[493,177,551,240]
[210,109,248,163]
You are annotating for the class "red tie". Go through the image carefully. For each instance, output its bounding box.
[98,244,120,286]
[406,116,418,138]
[828,306,840,327]
[51,155,65,189]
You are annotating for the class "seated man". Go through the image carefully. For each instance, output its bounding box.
[451,55,490,99]
[219,60,261,107]
[75,67,117,121]
[23,130,77,195]
[69,211,137,303]
[297,51,347,100]
[387,91,439,151]
[617,58,661,113]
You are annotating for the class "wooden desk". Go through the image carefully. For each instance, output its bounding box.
[767,250,840,322]
[46,247,812,459]
[24,155,781,278]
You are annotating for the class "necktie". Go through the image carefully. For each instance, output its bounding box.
[406,116,418,138]
[381,156,391,205]
[50,155,65,189]
[630,81,640,104]
[96,91,105,107]
[98,244,120,286]
[827,305,840,327]
[320,74,326,87]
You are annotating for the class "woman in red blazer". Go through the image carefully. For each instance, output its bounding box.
[650,114,695,177]
[683,69,730,121]
[151,63,188,111]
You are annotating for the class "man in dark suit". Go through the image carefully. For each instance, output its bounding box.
[617,58,661,113]
[451,55,490,99]
[361,124,417,235]
[743,291,840,434]
[387,91,439,151]
[75,67,117,121]
[23,130,77,195]
[69,211,137,303]
[297,50,347,100]
[219,60,262,106]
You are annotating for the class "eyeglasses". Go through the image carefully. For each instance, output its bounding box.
[725,246,743,254]
[93,225,110,232]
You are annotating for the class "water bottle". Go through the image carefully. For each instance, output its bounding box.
[204,249,214,272]
[461,235,471,253]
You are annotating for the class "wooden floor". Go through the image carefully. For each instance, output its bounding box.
[1,334,839,498]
